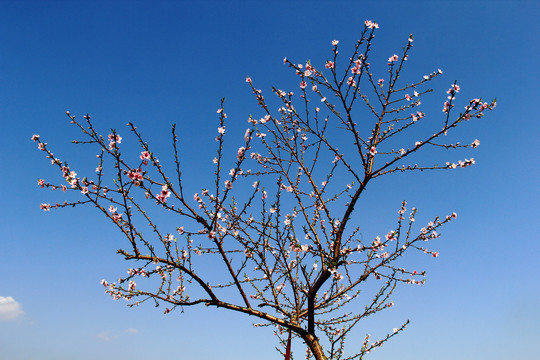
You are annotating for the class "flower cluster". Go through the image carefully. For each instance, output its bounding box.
[364,20,379,29]
[388,54,399,64]
[127,168,143,186]
[156,185,171,203]
[411,111,425,121]
[108,133,122,150]
[446,158,476,168]
[108,205,123,222]
[443,84,460,113]
[140,151,150,165]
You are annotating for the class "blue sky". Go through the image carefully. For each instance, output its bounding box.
[1,1,539,359]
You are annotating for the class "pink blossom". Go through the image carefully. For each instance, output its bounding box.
[109,206,117,213]
[369,146,377,156]
[405,94,412,101]
[300,81,307,89]
[177,226,184,235]
[156,185,171,203]
[81,187,89,194]
[442,100,452,113]
[378,79,384,85]
[259,114,271,124]
[224,180,233,190]
[364,20,379,29]
[332,40,339,46]
[128,169,143,181]
[108,134,122,143]
[471,139,480,148]
[31,134,40,142]
[457,158,476,167]
[237,146,246,160]
[40,203,51,211]
[107,134,122,150]
[218,126,225,135]
[411,111,424,122]
[388,54,399,63]
[37,179,45,188]
[140,151,150,161]
[245,76,252,83]
[331,270,343,281]
[128,281,136,291]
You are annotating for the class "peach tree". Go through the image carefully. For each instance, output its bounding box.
[33,20,495,360]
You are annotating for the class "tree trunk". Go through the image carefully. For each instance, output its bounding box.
[304,333,328,360]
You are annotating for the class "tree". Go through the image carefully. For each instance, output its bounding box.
[33,20,495,360]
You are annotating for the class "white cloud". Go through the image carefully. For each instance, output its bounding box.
[125,328,138,334]
[0,296,24,321]
[96,331,117,342]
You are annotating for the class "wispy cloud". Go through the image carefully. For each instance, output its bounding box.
[0,296,24,321]
[96,331,117,342]
[96,328,137,342]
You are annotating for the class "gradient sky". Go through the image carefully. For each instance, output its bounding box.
[1,1,539,359]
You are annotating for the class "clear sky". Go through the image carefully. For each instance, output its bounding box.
[1,1,538,359]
